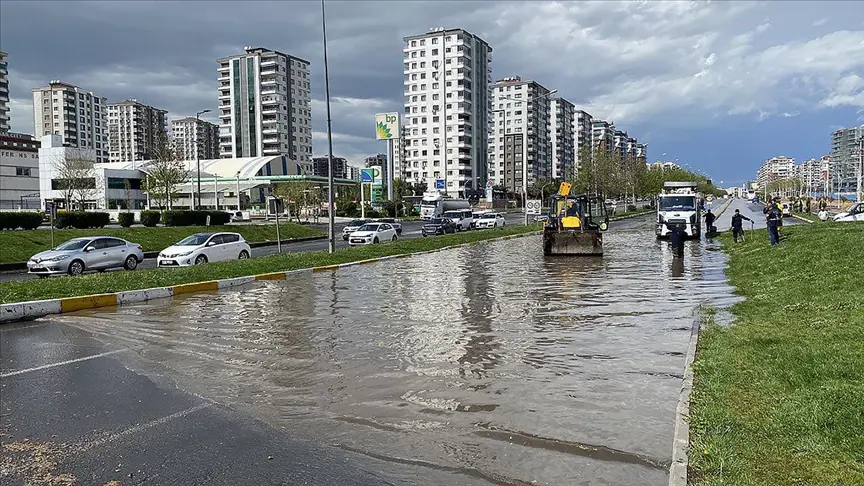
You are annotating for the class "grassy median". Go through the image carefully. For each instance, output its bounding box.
[0,223,324,264]
[0,225,539,304]
[689,223,864,485]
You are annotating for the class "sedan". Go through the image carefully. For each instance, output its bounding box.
[475,213,506,229]
[158,232,251,267]
[422,218,457,236]
[834,202,864,222]
[28,237,144,277]
[342,219,371,241]
[375,218,403,235]
[348,223,398,246]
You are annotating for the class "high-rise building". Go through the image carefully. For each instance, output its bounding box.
[756,155,796,189]
[549,97,575,180]
[613,130,629,160]
[402,27,492,196]
[829,126,862,194]
[365,153,389,183]
[107,99,168,162]
[592,120,615,155]
[635,143,647,162]
[32,80,108,163]
[348,165,361,181]
[217,46,312,172]
[312,156,348,179]
[0,51,9,132]
[171,117,220,161]
[489,76,552,193]
[574,110,593,171]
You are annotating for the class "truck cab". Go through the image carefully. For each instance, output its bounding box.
[656,182,702,239]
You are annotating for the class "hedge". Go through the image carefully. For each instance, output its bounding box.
[162,210,230,227]
[0,212,43,230]
[118,212,135,227]
[54,211,110,229]
[140,210,161,227]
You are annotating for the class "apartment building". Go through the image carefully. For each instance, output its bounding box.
[0,51,9,132]
[574,110,593,171]
[635,143,647,162]
[348,165,361,181]
[171,117,219,161]
[591,120,615,154]
[402,27,492,197]
[218,46,312,173]
[365,153,389,183]
[488,76,552,193]
[756,155,796,189]
[312,156,348,179]
[32,80,108,163]
[0,132,40,209]
[549,97,576,180]
[107,99,168,162]
[829,126,862,194]
[613,130,630,160]
[799,155,831,194]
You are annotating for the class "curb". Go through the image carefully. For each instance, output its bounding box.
[0,230,541,324]
[668,306,703,486]
[790,214,814,224]
[0,235,328,273]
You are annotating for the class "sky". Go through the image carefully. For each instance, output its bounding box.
[2,0,863,187]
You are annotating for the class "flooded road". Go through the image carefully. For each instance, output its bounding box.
[59,218,738,485]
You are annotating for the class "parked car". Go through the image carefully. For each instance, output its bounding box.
[533,213,550,223]
[27,237,144,277]
[347,223,399,246]
[475,213,506,229]
[833,202,864,222]
[781,202,792,217]
[158,232,251,267]
[422,218,457,236]
[375,218,403,235]
[342,219,371,241]
[470,210,491,229]
[442,209,473,231]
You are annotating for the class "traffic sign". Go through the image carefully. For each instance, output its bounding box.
[486,179,495,188]
[435,179,445,190]
[526,199,542,215]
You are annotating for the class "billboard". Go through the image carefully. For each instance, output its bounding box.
[361,166,383,186]
[375,113,400,140]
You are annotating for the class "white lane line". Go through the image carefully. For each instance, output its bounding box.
[77,402,211,452]
[0,349,126,378]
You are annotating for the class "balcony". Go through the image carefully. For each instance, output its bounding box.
[261,107,277,115]
[261,59,277,67]
[218,93,231,100]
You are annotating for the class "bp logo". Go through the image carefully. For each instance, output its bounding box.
[374,113,399,140]
[376,121,392,140]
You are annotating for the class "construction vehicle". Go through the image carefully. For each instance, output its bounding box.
[656,181,703,239]
[543,185,610,256]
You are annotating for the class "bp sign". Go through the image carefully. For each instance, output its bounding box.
[375,113,400,141]
[361,166,382,184]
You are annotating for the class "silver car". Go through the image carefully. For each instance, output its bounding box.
[27,237,145,277]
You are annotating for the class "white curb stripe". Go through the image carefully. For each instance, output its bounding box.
[1,349,126,378]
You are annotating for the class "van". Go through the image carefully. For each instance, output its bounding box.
[442,209,473,231]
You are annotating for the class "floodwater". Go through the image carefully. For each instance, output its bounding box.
[64,219,739,485]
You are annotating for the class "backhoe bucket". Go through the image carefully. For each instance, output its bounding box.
[543,229,603,256]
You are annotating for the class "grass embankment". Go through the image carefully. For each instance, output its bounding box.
[0,223,323,264]
[793,212,820,223]
[611,208,653,219]
[689,223,864,485]
[0,225,538,304]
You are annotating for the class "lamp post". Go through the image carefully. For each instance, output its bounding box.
[856,125,863,204]
[235,170,242,211]
[497,89,557,225]
[195,109,210,210]
[321,0,336,253]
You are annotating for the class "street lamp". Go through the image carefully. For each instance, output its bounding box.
[496,89,558,225]
[857,125,863,204]
[195,109,211,210]
[321,0,336,253]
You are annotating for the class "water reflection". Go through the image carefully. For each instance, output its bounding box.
[65,219,737,485]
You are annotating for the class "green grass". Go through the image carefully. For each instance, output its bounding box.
[689,223,864,485]
[0,225,538,304]
[793,212,820,223]
[0,223,324,264]
[610,208,654,220]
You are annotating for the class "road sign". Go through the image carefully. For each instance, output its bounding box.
[435,179,445,190]
[526,199,542,215]
[360,168,375,183]
[558,182,572,196]
[486,179,495,188]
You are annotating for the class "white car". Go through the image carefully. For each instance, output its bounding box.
[475,213,506,229]
[347,223,398,246]
[158,232,251,267]
[342,219,371,241]
[833,202,864,222]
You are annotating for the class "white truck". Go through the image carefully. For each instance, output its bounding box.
[419,192,471,220]
[656,181,703,239]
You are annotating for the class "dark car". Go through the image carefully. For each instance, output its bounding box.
[375,218,403,235]
[422,218,457,237]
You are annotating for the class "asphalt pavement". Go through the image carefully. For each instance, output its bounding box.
[0,213,527,283]
[712,198,799,231]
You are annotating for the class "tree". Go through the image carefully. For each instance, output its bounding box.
[49,149,98,210]
[146,132,188,211]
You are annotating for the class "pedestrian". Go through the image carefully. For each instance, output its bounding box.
[765,199,782,246]
[666,222,686,256]
[774,197,784,236]
[805,198,812,214]
[704,209,717,234]
[819,198,827,211]
[731,209,752,242]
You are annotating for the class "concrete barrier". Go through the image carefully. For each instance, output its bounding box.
[0,230,542,324]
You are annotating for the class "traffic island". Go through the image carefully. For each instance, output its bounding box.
[0,225,540,322]
[688,223,864,485]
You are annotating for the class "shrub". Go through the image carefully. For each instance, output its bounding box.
[627,204,638,212]
[0,212,43,230]
[140,210,161,227]
[54,211,110,229]
[162,210,231,227]
[118,212,135,227]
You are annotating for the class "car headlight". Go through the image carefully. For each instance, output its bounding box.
[43,255,71,262]
[175,251,193,257]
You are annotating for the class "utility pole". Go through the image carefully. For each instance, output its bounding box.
[321,0,336,253]
[857,125,863,204]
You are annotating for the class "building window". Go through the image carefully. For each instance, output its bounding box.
[15,167,32,177]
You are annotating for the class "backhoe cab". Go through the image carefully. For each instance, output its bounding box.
[543,190,610,256]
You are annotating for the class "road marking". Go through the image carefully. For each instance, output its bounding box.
[0,349,126,378]
[77,403,211,452]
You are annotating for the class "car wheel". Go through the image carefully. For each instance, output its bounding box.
[194,254,208,265]
[373,237,380,244]
[124,255,138,271]
[68,259,85,276]
[238,250,250,260]
[391,235,397,242]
